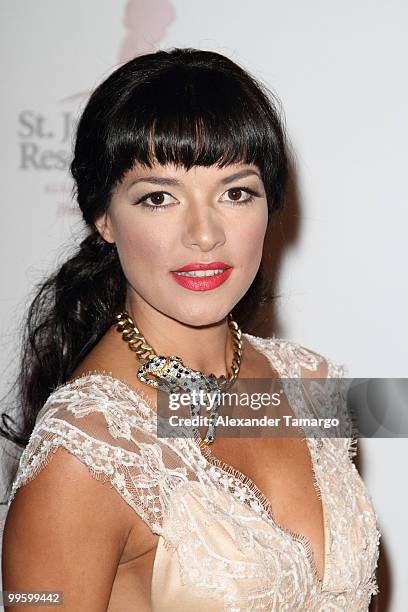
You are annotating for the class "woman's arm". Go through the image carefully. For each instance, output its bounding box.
[2,447,134,611]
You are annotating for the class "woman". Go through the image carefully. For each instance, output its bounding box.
[1,48,379,610]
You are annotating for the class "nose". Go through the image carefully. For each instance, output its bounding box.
[182,201,226,252]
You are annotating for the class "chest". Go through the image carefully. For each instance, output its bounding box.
[111,436,378,609]
[204,436,325,569]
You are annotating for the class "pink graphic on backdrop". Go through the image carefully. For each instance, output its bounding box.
[62,0,176,102]
[119,0,175,62]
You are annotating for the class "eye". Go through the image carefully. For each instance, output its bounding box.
[220,186,260,205]
[135,191,178,212]
[134,185,261,212]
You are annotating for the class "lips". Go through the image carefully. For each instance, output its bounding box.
[173,261,231,272]
[171,261,233,292]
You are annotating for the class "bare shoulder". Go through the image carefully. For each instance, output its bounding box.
[2,446,134,610]
[68,324,158,406]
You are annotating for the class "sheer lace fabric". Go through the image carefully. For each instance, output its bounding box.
[6,333,380,611]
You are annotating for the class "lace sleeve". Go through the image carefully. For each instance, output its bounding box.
[7,375,191,535]
[264,337,354,444]
[290,340,354,451]
[325,358,359,458]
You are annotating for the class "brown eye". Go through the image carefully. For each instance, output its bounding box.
[221,187,258,205]
[228,188,244,201]
[136,191,178,212]
[150,193,166,205]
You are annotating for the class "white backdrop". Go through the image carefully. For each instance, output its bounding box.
[1,1,407,609]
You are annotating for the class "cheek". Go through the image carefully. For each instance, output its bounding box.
[230,210,268,264]
[114,218,174,274]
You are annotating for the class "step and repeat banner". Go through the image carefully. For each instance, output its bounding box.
[1,1,407,609]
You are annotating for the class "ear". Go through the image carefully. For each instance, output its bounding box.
[94,211,115,244]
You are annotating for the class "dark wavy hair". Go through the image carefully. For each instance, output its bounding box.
[0,47,289,497]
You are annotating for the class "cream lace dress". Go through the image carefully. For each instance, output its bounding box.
[4,333,380,611]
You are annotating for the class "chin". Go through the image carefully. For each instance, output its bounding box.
[172,305,232,328]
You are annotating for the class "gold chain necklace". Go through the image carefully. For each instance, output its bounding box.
[114,310,243,443]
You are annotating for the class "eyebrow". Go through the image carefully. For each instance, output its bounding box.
[126,169,261,190]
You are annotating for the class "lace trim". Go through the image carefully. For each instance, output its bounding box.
[45,371,159,420]
[195,433,327,586]
[7,421,169,534]
[192,333,331,586]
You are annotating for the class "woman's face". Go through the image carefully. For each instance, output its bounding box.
[96,161,268,326]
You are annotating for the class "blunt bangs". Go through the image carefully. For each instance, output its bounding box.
[73,48,288,222]
[116,66,275,173]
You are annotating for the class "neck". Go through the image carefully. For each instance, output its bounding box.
[123,299,236,378]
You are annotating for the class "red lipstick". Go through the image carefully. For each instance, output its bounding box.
[171,261,233,292]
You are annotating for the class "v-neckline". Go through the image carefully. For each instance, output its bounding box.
[195,433,327,586]
[193,333,328,588]
[61,332,328,588]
